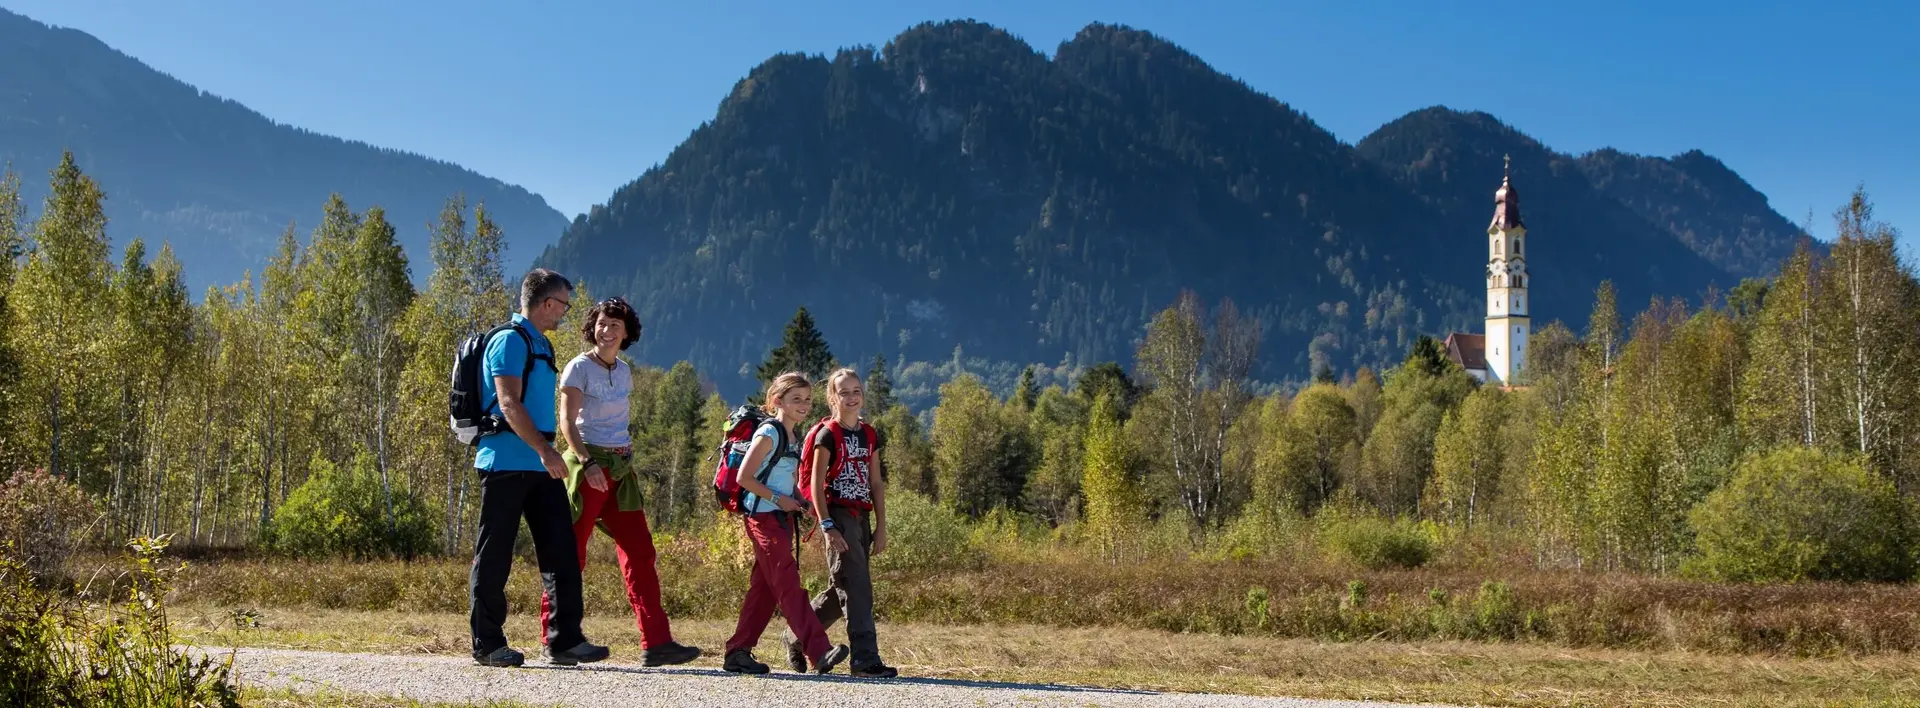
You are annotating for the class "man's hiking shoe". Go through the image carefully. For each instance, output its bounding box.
[782,636,808,673]
[642,641,702,667]
[473,646,524,668]
[723,649,770,675]
[814,644,851,675]
[546,640,610,666]
[851,661,899,679]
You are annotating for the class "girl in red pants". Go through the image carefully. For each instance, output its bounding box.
[722,372,850,675]
[539,297,700,667]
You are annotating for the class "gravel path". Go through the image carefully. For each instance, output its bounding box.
[223,647,1465,708]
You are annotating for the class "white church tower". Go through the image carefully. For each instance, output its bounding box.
[1484,155,1529,385]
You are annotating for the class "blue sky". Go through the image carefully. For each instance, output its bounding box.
[9,0,1916,256]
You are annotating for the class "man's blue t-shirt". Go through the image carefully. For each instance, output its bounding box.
[474,313,557,472]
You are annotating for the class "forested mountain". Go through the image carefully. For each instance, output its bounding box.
[537,21,1803,396]
[0,8,569,292]
[1574,148,1812,279]
[1354,108,1742,338]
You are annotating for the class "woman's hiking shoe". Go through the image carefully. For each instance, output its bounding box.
[851,661,899,679]
[545,640,610,666]
[724,649,770,674]
[642,641,702,667]
[473,646,525,668]
[814,644,851,675]
[782,637,808,673]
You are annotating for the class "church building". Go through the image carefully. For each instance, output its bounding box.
[1445,157,1530,386]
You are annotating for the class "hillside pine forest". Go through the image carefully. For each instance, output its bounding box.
[3,20,1916,588]
[538,22,1809,396]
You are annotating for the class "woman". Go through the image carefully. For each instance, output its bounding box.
[722,371,851,675]
[537,296,701,667]
[784,368,898,677]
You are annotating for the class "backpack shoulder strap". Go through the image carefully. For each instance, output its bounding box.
[479,323,527,415]
[811,420,849,485]
[755,422,789,485]
[829,419,850,458]
[814,420,839,471]
[511,326,538,400]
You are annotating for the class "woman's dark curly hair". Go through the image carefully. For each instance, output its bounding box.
[579,296,643,350]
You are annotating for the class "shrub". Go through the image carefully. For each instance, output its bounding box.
[1319,511,1433,570]
[1200,507,1313,564]
[968,506,1055,563]
[0,469,99,586]
[0,535,239,707]
[1686,447,1916,583]
[695,509,755,571]
[1470,580,1522,639]
[268,449,436,560]
[873,489,981,573]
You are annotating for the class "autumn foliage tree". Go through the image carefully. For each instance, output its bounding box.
[1133,290,1261,530]
[5,148,1919,589]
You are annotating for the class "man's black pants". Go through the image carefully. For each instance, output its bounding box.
[469,470,585,656]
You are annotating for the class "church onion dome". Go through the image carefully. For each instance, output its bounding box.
[1490,154,1524,231]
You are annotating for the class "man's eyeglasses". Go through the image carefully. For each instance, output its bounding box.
[547,296,572,315]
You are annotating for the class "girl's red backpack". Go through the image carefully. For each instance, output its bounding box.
[796,418,877,510]
[709,404,787,513]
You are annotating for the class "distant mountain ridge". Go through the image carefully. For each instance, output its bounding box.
[536,21,1806,397]
[0,7,570,292]
[2,9,1808,395]
[1574,147,1811,279]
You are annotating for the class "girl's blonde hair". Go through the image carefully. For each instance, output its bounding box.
[825,368,862,408]
[764,371,812,410]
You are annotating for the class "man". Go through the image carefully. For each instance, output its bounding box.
[469,268,609,668]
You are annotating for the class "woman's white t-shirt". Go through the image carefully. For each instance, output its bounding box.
[559,352,632,448]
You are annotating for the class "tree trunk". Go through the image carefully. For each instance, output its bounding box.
[48,378,61,480]
[111,383,129,538]
[1848,258,1872,457]
[445,465,460,555]
[191,464,204,546]
[277,387,292,506]
[147,434,163,537]
[376,344,398,544]
[1798,264,1817,446]
[190,395,214,544]
[209,463,223,547]
[667,438,685,529]
[455,473,471,553]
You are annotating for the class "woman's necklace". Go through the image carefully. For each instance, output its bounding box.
[591,350,618,386]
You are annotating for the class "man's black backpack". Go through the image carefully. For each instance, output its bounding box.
[448,321,554,446]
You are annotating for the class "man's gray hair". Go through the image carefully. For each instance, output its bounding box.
[520,268,572,312]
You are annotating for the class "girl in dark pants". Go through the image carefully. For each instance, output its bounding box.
[722,372,850,675]
[785,368,897,677]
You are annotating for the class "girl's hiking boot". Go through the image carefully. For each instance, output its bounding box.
[545,640,610,666]
[783,638,808,673]
[642,641,702,667]
[814,644,851,675]
[473,646,525,668]
[723,649,770,675]
[851,661,899,679]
